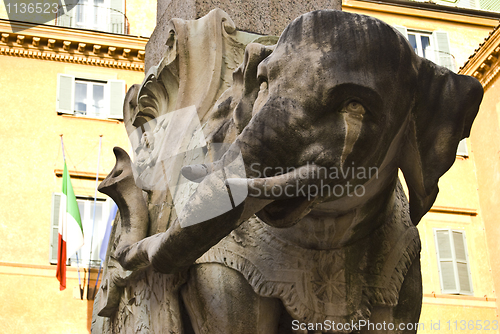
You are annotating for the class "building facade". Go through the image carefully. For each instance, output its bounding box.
[0,0,155,333]
[461,22,500,327]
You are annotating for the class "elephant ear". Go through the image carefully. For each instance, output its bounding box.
[232,43,275,133]
[203,42,275,144]
[400,58,483,225]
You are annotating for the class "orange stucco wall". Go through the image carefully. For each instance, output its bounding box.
[470,76,500,318]
[0,48,145,333]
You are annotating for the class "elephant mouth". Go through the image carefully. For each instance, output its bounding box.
[256,196,317,228]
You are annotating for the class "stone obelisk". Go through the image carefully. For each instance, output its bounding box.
[146,0,342,71]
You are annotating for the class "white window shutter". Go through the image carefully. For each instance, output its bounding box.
[108,80,125,120]
[393,25,408,39]
[432,31,455,72]
[56,74,75,114]
[435,229,473,295]
[435,229,458,293]
[453,231,473,294]
[480,0,500,11]
[457,139,469,157]
[109,0,125,34]
[49,193,62,264]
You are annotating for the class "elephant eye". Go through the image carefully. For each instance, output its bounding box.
[341,100,366,115]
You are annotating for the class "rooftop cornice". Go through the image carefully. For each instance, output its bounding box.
[0,19,147,71]
[460,24,500,88]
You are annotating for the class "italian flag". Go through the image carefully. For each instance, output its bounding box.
[56,162,84,291]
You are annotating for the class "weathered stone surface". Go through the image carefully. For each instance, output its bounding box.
[93,9,482,334]
[157,0,342,35]
[145,0,341,71]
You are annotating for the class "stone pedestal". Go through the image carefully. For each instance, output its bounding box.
[145,0,341,71]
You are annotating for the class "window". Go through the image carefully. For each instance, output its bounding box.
[56,74,125,120]
[50,193,115,267]
[408,31,433,62]
[75,80,106,117]
[434,229,473,295]
[394,26,455,72]
[457,139,469,157]
[76,0,107,32]
[57,0,126,34]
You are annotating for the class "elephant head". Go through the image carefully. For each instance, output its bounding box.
[103,10,482,275]
[183,10,482,227]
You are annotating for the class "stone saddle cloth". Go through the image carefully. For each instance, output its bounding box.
[197,198,421,333]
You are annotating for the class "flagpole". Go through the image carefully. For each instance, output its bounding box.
[60,135,66,161]
[60,135,83,297]
[75,252,84,299]
[87,135,103,300]
[92,263,102,300]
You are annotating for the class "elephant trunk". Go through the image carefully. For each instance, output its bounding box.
[111,135,324,272]
[117,189,273,273]
[98,147,150,256]
[226,164,328,199]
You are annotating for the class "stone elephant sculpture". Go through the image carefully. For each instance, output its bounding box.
[95,9,482,334]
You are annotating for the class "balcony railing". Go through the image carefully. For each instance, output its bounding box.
[56,3,128,35]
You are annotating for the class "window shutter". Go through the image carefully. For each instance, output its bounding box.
[435,229,473,295]
[393,25,408,39]
[453,231,473,294]
[432,31,455,72]
[49,193,62,264]
[56,74,75,114]
[109,0,125,34]
[108,80,125,120]
[435,229,458,293]
[457,139,469,157]
[479,0,500,11]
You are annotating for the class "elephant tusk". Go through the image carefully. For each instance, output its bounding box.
[181,144,244,182]
[181,163,212,183]
[226,164,328,200]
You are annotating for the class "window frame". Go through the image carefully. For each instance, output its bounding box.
[49,192,115,267]
[56,0,125,34]
[393,25,456,72]
[74,78,108,118]
[407,30,435,63]
[75,0,109,32]
[434,228,474,295]
[56,74,125,120]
